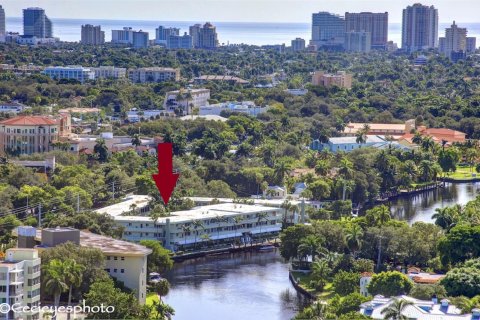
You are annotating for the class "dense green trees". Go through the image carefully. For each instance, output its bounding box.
[139,240,173,274]
[367,271,413,297]
[441,259,480,297]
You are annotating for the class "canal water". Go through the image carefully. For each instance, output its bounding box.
[163,250,308,320]
[390,182,480,224]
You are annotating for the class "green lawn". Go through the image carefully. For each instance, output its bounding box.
[146,293,159,306]
[445,166,477,180]
[290,271,334,298]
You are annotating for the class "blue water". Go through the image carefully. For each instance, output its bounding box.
[5,17,480,46]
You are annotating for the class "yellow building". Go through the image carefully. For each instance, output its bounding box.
[312,71,353,89]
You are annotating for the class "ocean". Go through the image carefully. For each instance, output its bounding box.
[5,17,480,46]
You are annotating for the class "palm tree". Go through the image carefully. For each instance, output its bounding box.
[181,224,191,248]
[153,278,170,301]
[297,235,323,261]
[231,216,244,246]
[381,298,414,320]
[311,258,331,291]
[339,158,354,179]
[192,220,205,250]
[314,160,330,176]
[213,215,228,246]
[412,132,423,145]
[273,159,293,185]
[131,134,142,147]
[421,136,435,152]
[281,200,294,226]
[377,205,392,226]
[153,300,175,320]
[43,259,68,320]
[432,207,455,230]
[419,160,434,182]
[64,259,85,320]
[345,224,363,257]
[256,212,269,243]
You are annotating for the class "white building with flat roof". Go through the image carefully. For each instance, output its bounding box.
[91,66,126,79]
[94,195,152,217]
[113,203,282,251]
[128,67,180,83]
[163,89,210,115]
[0,248,41,320]
[43,66,95,83]
[199,101,268,117]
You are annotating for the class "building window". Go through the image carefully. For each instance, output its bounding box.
[106,256,111,260]
[114,256,118,260]
[114,269,117,273]
[121,269,124,273]
[121,257,125,261]
[104,268,110,273]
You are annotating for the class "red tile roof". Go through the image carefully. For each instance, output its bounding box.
[0,116,58,126]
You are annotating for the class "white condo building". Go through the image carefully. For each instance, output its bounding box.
[128,67,180,83]
[402,3,438,52]
[163,88,210,115]
[107,203,282,251]
[43,66,95,83]
[0,247,41,320]
[91,66,127,79]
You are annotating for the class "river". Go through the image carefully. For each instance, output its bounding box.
[390,182,480,224]
[164,250,309,320]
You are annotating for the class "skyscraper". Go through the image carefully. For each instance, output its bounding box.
[440,21,467,62]
[23,7,53,38]
[81,24,105,45]
[155,26,179,45]
[189,24,202,48]
[132,31,149,49]
[345,12,388,50]
[401,4,438,52]
[311,12,345,50]
[0,5,5,38]
[197,22,218,49]
[345,32,371,53]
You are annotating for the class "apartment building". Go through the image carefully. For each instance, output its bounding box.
[0,246,41,320]
[311,12,345,49]
[128,67,180,83]
[81,24,105,45]
[312,71,353,89]
[163,88,210,115]
[439,21,468,62]
[402,3,438,52]
[19,227,151,305]
[345,31,371,53]
[345,12,388,50]
[91,66,127,79]
[43,66,95,83]
[23,7,52,38]
[167,33,193,49]
[0,114,71,156]
[113,203,282,251]
[291,38,306,51]
[155,26,179,46]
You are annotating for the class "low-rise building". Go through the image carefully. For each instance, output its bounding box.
[163,89,210,115]
[399,127,467,147]
[43,66,95,83]
[0,246,41,320]
[19,227,151,305]
[0,102,30,114]
[263,186,287,199]
[360,295,475,319]
[199,101,267,117]
[360,272,373,297]
[91,66,126,79]
[343,120,416,138]
[128,67,180,83]
[113,203,282,251]
[312,71,353,89]
[95,195,152,217]
[0,114,71,156]
[126,109,164,122]
[310,135,407,153]
[193,75,249,85]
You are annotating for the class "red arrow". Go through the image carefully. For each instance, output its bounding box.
[152,143,179,205]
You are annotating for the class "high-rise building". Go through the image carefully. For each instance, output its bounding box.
[345,31,371,53]
[0,5,5,40]
[467,37,477,53]
[311,12,345,49]
[291,38,306,51]
[112,27,148,48]
[345,12,388,50]
[401,3,438,52]
[23,7,53,38]
[198,22,219,49]
[189,24,202,48]
[440,21,467,62]
[155,26,179,45]
[81,24,105,45]
[167,32,193,49]
[132,31,149,48]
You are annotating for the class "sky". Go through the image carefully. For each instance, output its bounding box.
[2,0,480,23]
